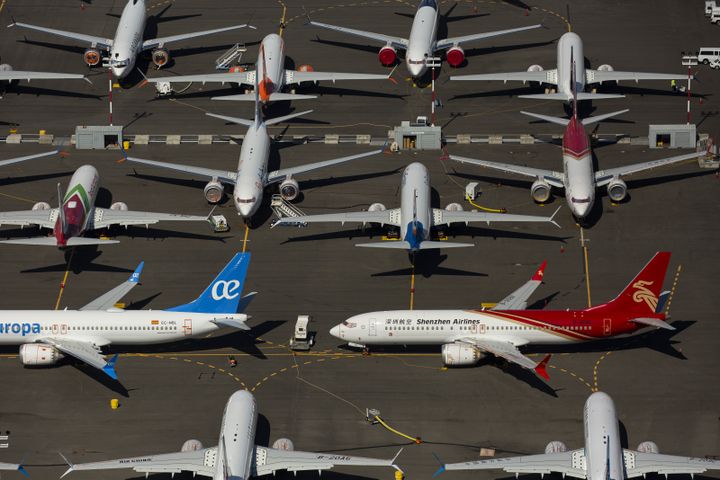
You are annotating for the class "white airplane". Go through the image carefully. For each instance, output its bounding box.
[146,32,391,103]
[0,150,59,168]
[273,162,559,252]
[451,31,689,101]
[438,391,720,480]
[8,0,254,79]
[123,82,383,220]
[0,252,255,381]
[0,164,211,247]
[0,461,26,477]
[60,390,402,479]
[450,61,705,220]
[309,0,542,78]
[330,252,675,380]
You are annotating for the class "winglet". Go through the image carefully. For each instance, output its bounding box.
[549,206,562,228]
[59,452,74,479]
[130,261,144,283]
[534,354,552,380]
[432,453,446,478]
[17,463,28,477]
[391,448,404,471]
[102,354,119,381]
[531,261,547,282]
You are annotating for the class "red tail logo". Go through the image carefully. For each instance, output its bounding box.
[631,280,658,312]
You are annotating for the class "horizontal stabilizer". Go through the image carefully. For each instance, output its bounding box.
[355,241,412,249]
[519,92,626,101]
[520,111,569,126]
[211,92,317,102]
[581,109,629,125]
[0,237,120,246]
[211,315,251,331]
[630,317,675,330]
[355,241,474,250]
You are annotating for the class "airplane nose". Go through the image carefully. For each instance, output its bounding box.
[237,202,255,219]
[112,66,127,79]
[406,60,424,78]
[329,325,342,339]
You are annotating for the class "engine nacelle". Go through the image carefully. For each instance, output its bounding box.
[204,178,225,204]
[279,178,300,201]
[152,48,170,68]
[527,64,544,72]
[32,201,51,211]
[598,64,614,72]
[110,201,128,211]
[378,46,397,66]
[531,179,552,203]
[0,64,12,72]
[545,441,568,454]
[445,202,464,212]
[84,48,102,67]
[297,64,314,72]
[637,441,659,454]
[446,45,465,68]
[272,438,295,451]
[441,343,481,367]
[19,344,63,366]
[181,439,204,452]
[606,177,627,202]
[368,203,387,212]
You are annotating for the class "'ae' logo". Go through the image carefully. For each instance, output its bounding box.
[211,280,241,301]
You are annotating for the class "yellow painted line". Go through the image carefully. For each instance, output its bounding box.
[0,192,37,204]
[278,3,287,36]
[242,225,249,253]
[409,260,415,310]
[54,249,75,310]
[0,0,6,14]
[664,265,682,315]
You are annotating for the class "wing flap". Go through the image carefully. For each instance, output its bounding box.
[445,449,585,478]
[451,69,557,84]
[65,447,216,478]
[432,208,559,227]
[91,207,209,230]
[273,208,401,228]
[0,208,58,229]
[147,70,255,86]
[624,450,720,478]
[436,24,542,50]
[586,69,688,84]
[254,446,399,477]
[286,70,389,84]
[459,338,552,379]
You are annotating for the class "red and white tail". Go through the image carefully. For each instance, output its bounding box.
[602,252,672,317]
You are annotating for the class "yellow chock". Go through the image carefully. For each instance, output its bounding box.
[39,129,46,136]
[9,128,17,134]
[113,82,121,89]
[123,140,131,150]
[394,470,404,480]
[110,398,120,409]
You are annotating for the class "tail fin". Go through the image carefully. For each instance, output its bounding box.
[602,252,672,316]
[166,253,253,314]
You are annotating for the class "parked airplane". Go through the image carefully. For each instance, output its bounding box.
[273,162,559,252]
[146,32,390,103]
[60,390,401,479]
[451,31,688,101]
[450,62,704,221]
[0,164,211,247]
[330,252,674,380]
[123,81,383,220]
[437,391,720,479]
[309,0,542,78]
[0,253,255,381]
[0,462,26,477]
[8,0,254,79]
[0,150,59,168]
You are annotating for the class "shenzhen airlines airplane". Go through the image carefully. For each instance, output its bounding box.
[451,32,689,101]
[273,162,559,252]
[60,390,402,479]
[0,253,254,381]
[8,0,253,79]
[438,392,720,479]
[450,62,704,220]
[309,0,542,78]
[330,252,674,380]
[0,164,210,247]
[147,33,390,103]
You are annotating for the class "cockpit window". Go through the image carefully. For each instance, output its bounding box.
[236,197,256,204]
[571,197,590,203]
[342,321,357,328]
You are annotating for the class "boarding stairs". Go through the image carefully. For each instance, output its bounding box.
[270,194,307,227]
[215,44,247,70]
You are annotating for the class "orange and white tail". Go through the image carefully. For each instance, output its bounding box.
[602,252,672,317]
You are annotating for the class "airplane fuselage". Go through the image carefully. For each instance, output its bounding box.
[233,122,271,218]
[562,117,595,219]
[217,390,258,480]
[406,3,439,77]
[109,0,147,78]
[557,32,586,100]
[584,392,624,480]
[399,162,432,250]
[55,165,100,246]
[257,33,286,100]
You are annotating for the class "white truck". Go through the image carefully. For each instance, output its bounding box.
[289,315,314,351]
[707,1,718,16]
[698,48,720,69]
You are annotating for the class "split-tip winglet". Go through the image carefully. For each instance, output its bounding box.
[432,453,446,478]
[17,464,28,477]
[532,260,548,281]
[130,261,144,283]
[58,452,74,479]
[534,354,552,381]
[391,448,404,471]
[549,206,562,228]
[103,354,120,381]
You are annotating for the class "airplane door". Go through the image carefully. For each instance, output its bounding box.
[183,319,192,336]
[369,319,377,336]
[471,323,486,334]
[603,318,611,336]
[60,324,68,335]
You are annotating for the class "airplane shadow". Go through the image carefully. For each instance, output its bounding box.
[0,170,74,187]
[1,83,101,100]
[372,251,487,278]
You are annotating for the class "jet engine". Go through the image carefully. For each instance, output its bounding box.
[378,46,397,66]
[110,202,128,211]
[527,64,544,72]
[531,179,552,203]
[446,46,465,68]
[606,177,627,202]
[279,178,300,201]
[84,48,102,66]
[272,438,295,451]
[297,64,314,72]
[544,441,568,454]
[152,48,170,68]
[181,439,204,452]
[445,202,464,212]
[32,201,51,211]
[0,64,11,72]
[637,441,659,454]
[368,203,387,212]
[19,344,63,366]
[204,178,224,203]
[598,64,614,72]
[441,343,481,367]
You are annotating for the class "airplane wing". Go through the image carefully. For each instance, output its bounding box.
[623,450,720,478]
[432,208,560,228]
[38,338,118,380]
[9,21,113,49]
[90,207,209,230]
[266,149,383,185]
[493,261,547,310]
[451,69,558,84]
[449,155,565,188]
[594,151,704,187]
[254,446,401,476]
[61,448,216,478]
[0,150,58,167]
[458,338,552,379]
[79,262,143,311]
[0,462,25,474]
[123,156,238,184]
[273,208,402,228]
[586,69,688,85]
[285,69,388,84]
[141,24,254,51]
[309,21,408,50]
[436,24,542,51]
[443,449,586,478]
[0,208,58,229]
[146,70,255,86]
[0,70,86,82]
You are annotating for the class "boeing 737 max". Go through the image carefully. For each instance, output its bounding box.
[60,390,402,479]
[439,392,720,480]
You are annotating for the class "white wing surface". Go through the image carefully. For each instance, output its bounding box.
[61,448,217,478]
[274,208,402,228]
[0,150,58,167]
[436,24,542,51]
[451,69,557,84]
[0,208,58,229]
[9,22,113,49]
[80,262,143,311]
[0,70,86,82]
[285,69,388,84]
[123,156,238,184]
[444,449,586,478]
[146,70,255,86]
[493,261,546,310]
[266,149,383,185]
[141,24,254,51]
[38,337,118,379]
[450,155,565,188]
[254,446,401,476]
[594,151,703,187]
[623,450,720,478]
[586,69,688,85]
[309,21,408,50]
[458,338,552,379]
[90,207,208,230]
[432,209,559,227]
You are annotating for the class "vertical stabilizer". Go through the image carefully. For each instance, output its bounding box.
[600,252,672,317]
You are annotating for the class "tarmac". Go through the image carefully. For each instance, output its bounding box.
[0,1,718,480]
